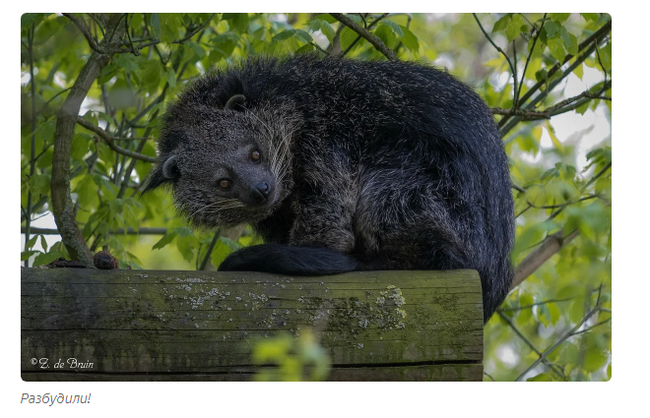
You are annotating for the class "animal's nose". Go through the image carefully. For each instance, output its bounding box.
[250,182,271,203]
[256,182,270,198]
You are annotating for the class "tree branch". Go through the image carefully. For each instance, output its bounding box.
[498,297,574,312]
[330,13,397,60]
[66,13,215,55]
[134,14,215,51]
[63,13,110,54]
[76,117,156,163]
[515,302,603,381]
[511,182,527,194]
[341,13,389,57]
[24,24,37,267]
[516,14,547,107]
[200,231,221,271]
[511,229,580,289]
[497,311,567,380]
[499,19,611,131]
[51,14,126,267]
[493,79,612,121]
[22,226,169,236]
[546,162,611,221]
[492,108,551,120]
[473,14,518,99]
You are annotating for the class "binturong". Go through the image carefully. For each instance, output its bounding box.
[143,54,515,321]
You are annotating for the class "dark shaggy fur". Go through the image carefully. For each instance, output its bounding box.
[144,54,515,321]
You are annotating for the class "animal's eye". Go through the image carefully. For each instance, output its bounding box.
[218,178,232,190]
[251,150,261,163]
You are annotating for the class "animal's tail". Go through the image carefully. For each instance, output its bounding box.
[218,244,359,275]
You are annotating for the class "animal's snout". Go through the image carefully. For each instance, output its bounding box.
[250,182,271,203]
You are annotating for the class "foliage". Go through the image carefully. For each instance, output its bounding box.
[20,13,611,381]
[252,329,331,381]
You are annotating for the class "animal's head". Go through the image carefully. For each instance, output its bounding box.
[143,81,298,229]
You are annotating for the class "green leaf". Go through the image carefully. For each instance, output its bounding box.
[153,232,177,250]
[382,20,404,37]
[573,62,584,80]
[567,33,578,56]
[581,13,599,22]
[584,348,608,372]
[219,237,242,252]
[575,101,590,115]
[596,42,611,72]
[40,235,48,253]
[22,13,45,31]
[159,13,184,43]
[176,234,197,263]
[150,13,161,39]
[559,343,579,366]
[165,67,177,88]
[535,68,548,82]
[548,302,561,325]
[273,29,296,41]
[113,54,140,73]
[516,293,534,325]
[543,21,561,39]
[71,133,91,161]
[210,237,241,268]
[28,174,50,197]
[224,13,249,34]
[505,14,525,43]
[25,234,38,250]
[74,174,97,208]
[108,78,136,110]
[492,14,512,33]
[339,26,359,50]
[527,373,553,381]
[295,44,315,54]
[174,226,194,238]
[399,26,419,52]
[319,20,336,42]
[569,298,586,323]
[318,14,338,24]
[550,13,571,23]
[537,304,551,327]
[188,41,206,59]
[547,38,566,62]
[209,33,239,62]
[139,60,163,94]
[511,223,545,260]
[108,198,124,216]
[559,27,571,51]
[21,250,40,261]
[33,251,65,267]
[306,19,322,32]
[545,121,563,151]
[373,24,395,49]
[294,29,313,44]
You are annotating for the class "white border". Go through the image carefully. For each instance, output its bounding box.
[7,1,647,417]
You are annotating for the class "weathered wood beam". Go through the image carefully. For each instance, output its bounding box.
[21,269,483,381]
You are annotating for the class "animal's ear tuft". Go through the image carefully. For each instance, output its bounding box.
[224,94,246,111]
[141,155,177,195]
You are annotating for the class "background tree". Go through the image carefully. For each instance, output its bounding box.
[20,12,611,381]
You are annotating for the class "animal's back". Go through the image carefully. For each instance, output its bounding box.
[235,55,514,318]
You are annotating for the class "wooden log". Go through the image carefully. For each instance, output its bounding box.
[21,268,484,381]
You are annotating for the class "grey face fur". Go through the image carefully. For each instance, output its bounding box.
[159,101,297,228]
